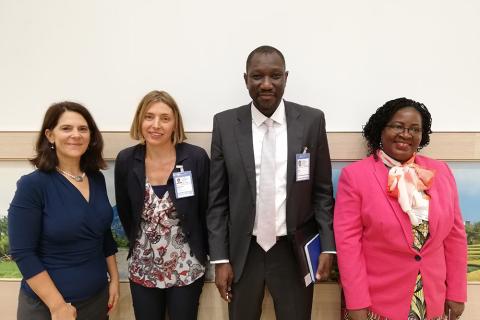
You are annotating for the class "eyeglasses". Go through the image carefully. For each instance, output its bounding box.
[385,124,422,136]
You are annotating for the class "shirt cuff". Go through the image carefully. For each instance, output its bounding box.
[210,259,230,264]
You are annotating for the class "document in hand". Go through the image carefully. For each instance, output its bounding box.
[292,219,321,287]
[304,234,321,284]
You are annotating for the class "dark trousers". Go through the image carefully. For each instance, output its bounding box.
[229,237,314,320]
[17,285,109,320]
[129,276,204,320]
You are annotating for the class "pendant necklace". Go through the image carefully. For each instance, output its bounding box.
[56,167,86,182]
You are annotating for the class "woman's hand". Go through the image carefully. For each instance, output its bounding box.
[50,302,77,320]
[105,254,120,315]
[107,278,120,315]
[25,271,76,320]
[348,308,369,320]
[445,300,464,319]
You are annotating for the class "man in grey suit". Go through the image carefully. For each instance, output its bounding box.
[207,45,335,320]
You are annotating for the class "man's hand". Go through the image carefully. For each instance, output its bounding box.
[215,263,234,302]
[445,300,464,319]
[348,308,368,320]
[315,253,333,281]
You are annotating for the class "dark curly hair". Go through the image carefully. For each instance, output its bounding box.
[362,97,432,159]
[30,101,106,172]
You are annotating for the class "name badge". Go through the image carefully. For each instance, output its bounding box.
[296,153,310,181]
[173,170,195,199]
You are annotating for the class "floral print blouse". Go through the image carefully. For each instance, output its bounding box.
[129,182,205,288]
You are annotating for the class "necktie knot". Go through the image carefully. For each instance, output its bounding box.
[264,118,274,128]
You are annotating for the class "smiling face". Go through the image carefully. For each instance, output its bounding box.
[141,101,175,147]
[244,52,288,117]
[381,107,423,162]
[45,111,90,164]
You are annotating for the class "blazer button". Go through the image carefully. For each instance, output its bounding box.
[415,255,421,261]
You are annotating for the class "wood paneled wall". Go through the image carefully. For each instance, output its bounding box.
[1,131,480,161]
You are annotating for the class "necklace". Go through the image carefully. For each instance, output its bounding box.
[56,167,86,182]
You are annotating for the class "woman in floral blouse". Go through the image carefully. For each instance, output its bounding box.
[115,90,209,320]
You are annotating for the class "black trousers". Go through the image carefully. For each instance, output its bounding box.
[129,276,204,320]
[229,237,314,320]
[17,285,109,320]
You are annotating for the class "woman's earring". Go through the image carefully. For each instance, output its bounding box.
[50,142,55,150]
[379,141,383,149]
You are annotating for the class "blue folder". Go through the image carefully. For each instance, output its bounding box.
[304,233,321,283]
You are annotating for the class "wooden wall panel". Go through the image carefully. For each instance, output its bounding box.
[1,131,479,161]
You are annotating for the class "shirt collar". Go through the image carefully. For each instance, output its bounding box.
[251,100,285,128]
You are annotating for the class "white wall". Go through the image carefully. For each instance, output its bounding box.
[1,0,479,132]
[0,161,116,216]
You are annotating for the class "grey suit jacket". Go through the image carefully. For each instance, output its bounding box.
[207,100,334,282]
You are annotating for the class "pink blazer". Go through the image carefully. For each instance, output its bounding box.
[334,155,467,320]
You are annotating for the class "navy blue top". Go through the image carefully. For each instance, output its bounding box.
[8,170,118,302]
[152,185,168,197]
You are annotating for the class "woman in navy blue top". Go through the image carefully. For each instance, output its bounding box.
[8,102,119,320]
[115,90,209,320]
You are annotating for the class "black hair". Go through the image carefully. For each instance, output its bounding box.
[246,45,286,71]
[363,97,432,158]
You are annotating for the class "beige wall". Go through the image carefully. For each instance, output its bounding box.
[2,132,480,161]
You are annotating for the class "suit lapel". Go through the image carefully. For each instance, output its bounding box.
[285,101,304,199]
[415,156,439,250]
[234,105,256,202]
[372,157,414,250]
[423,183,438,250]
[175,143,189,164]
[133,144,146,190]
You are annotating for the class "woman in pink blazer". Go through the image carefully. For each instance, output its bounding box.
[334,98,467,320]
